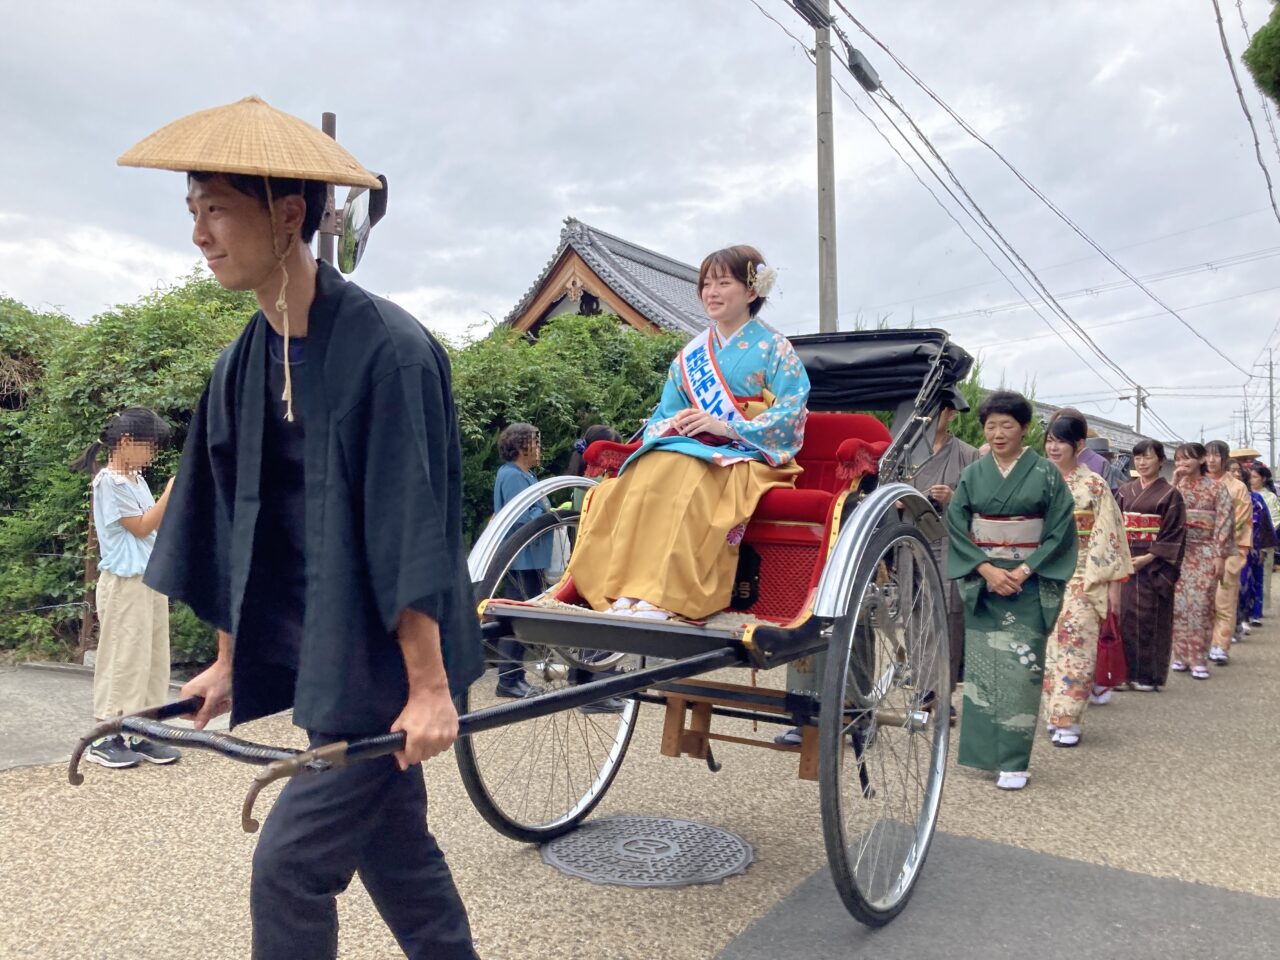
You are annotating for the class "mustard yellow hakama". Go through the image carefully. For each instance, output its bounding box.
[568,450,801,620]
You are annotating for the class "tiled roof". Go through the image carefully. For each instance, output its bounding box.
[504,218,705,334]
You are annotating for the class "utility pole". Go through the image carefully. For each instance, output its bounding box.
[790,0,839,332]
[1134,386,1144,434]
[814,1,838,333]
[1243,385,1252,447]
[1269,349,1275,467]
[317,112,338,266]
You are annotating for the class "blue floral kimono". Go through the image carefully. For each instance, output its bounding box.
[625,318,810,471]
[568,318,810,619]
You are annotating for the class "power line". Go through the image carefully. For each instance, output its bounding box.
[838,66,1127,391]
[748,0,1127,392]
[861,206,1274,312]
[833,0,1260,378]
[865,86,1137,387]
[970,281,1280,349]
[917,248,1280,326]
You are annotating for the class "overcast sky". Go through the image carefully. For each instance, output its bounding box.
[4,0,1280,447]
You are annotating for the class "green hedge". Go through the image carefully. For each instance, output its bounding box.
[0,273,681,664]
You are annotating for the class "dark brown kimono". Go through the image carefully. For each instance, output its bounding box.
[1115,477,1187,687]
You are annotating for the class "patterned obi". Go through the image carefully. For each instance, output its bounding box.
[1123,512,1160,543]
[971,514,1043,561]
[1185,508,1216,544]
[1073,508,1094,543]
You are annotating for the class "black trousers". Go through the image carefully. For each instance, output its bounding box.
[251,733,477,960]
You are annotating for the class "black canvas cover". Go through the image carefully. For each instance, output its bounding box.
[790,328,974,412]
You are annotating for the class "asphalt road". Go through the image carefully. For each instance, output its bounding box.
[2,623,1276,960]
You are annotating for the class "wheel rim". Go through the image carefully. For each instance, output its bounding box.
[463,667,640,833]
[827,530,949,915]
[482,512,628,672]
[466,509,640,836]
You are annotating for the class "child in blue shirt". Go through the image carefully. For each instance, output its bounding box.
[71,408,179,769]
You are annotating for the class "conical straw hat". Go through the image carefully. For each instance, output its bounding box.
[118,95,381,188]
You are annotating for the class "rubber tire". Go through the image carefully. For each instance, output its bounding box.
[819,518,950,927]
[460,507,638,842]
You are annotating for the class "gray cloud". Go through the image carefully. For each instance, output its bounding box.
[3,0,1279,443]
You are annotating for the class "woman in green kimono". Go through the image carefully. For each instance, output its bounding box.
[947,391,1078,791]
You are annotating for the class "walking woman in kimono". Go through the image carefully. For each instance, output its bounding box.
[946,391,1077,790]
[1248,463,1280,617]
[1205,441,1251,664]
[1041,411,1132,747]
[567,245,809,620]
[1171,443,1233,681]
[1238,480,1276,631]
[1115,440,1186,690]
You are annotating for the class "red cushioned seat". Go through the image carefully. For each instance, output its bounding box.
[752,487,833,524]
[794,412,892,492]
[576,413,895,624]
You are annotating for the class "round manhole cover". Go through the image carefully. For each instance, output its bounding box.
[540,815,753,888]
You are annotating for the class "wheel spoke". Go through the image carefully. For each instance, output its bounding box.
[822,524,950,924]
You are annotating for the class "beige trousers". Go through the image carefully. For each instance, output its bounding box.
[93,570,170,720]
[1211,554,1245,651]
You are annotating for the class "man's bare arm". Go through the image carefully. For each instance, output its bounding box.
[390,608,459,770]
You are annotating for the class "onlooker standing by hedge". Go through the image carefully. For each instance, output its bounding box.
[491,423,549,698]
[70,408,180,769]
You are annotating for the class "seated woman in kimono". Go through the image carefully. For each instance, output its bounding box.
[946,390,1077,791]
[566,245,809,621]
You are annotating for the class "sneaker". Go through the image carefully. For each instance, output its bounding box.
[1088,687,1112,706]
[495,677,542,698]
[127,737,181,764]
[1170,660,1189,672]
[1191,665,1211,680]
[996,770,1029,790]
[1208,646,1230,665]
[1249,617,1263,627]
[1051,725,1081,747]
[579,697,627,715]
[85,735,141,769]
[773,727,803,746]
[1239,621,1253,636]
[1131,682,1157,692]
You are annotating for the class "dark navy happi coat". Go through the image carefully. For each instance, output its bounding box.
[146,262,482,735]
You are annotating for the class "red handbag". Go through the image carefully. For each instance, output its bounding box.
[1095,610,1128,688]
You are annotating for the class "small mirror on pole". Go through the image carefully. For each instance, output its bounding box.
[337,174,389,274]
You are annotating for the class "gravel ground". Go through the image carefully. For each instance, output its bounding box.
[1,627,1276,959]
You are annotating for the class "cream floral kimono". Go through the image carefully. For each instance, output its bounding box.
[1044,465,1133,727]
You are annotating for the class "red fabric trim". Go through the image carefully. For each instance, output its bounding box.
[584,440,641,478]
[835,438,891,480]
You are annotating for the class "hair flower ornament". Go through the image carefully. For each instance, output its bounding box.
[748,261,778,298]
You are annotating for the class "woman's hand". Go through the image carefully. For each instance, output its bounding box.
[978,562,1022,596]
[1211,556,1225,580]
[674,408,732,438]
[1132,554,1154,571]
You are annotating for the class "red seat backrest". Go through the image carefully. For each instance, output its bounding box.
[795,412,892,493]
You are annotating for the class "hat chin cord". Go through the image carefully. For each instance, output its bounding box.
[264,179,297,422]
